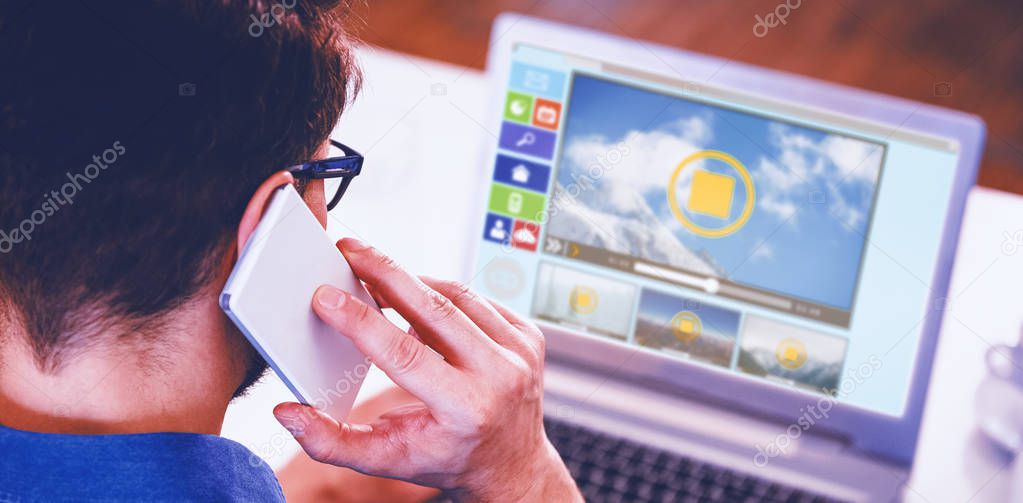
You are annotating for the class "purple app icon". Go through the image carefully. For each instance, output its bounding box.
[499,121,557,160]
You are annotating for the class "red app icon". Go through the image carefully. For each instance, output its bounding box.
[511,220,540,252]
[532,98,562,130]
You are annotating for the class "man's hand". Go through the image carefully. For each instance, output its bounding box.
[276,386,440,503]
[272,238,581,502]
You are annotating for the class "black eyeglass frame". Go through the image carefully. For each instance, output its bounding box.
[288,139,364,211]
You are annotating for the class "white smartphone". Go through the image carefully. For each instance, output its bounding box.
[220,183,375,419]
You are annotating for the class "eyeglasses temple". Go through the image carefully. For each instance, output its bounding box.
[326,176,354,211]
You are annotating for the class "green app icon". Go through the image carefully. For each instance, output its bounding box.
[488,183,546,222]
[503,91,533,124]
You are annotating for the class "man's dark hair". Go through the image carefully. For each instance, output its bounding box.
[0,1,360,370]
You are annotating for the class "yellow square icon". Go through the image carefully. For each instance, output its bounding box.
[676,318,695,334]
[687,169,735,219]
[783,347,800,362]
[569,286,598,315]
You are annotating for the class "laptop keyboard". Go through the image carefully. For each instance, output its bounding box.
[544,416,848,503]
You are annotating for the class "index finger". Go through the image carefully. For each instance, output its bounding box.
[311,285,462,415]
[338,238,503,367]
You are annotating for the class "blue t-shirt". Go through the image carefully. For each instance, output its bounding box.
[0,423,284,502]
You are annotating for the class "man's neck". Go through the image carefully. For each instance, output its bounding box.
[0,293,244,436]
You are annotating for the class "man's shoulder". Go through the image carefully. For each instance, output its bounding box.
[0,424,284,502]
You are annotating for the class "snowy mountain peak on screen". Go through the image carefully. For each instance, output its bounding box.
[547,181,716,276]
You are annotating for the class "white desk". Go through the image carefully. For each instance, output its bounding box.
[222,47,1023,502]
[907,187,1023,503]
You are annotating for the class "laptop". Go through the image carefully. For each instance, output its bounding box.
[468,14,986,503]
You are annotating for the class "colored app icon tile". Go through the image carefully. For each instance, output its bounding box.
[687,169,736,219]
[488,183,546,222]
[483,212,513,245]
[532,98,562,130]
[503,91,533,124]
[492,154,550,193]
[499,121,557,160]
[509,63,566,100]
[511,220,540,252]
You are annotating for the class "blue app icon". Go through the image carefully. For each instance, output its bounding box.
[493,154,550,194]
[509,63,566,100]
[483,212,513,245]
[499,122,557,160]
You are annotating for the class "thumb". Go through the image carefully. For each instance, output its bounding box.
[273,402,390,471]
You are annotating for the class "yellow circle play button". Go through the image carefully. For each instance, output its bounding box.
[670,311,702,343]
[775,338,808,369]
[666,150,756,238]
[569,285,599,315]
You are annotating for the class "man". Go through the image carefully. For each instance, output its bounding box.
[0,2,581,501]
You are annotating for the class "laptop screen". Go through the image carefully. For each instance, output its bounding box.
[473,44,962,417]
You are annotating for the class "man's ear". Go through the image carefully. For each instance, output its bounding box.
[236,170,295,255]
[236,141,332,255]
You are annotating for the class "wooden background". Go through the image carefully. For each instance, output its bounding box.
[347,0,1023,194]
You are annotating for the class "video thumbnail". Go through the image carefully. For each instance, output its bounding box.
[634,289,739,368]
[532,262,637,340]
[736,315,848,395]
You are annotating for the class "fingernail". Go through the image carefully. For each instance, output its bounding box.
[340,237,370,251]
[316,286,346,309]
[273,404,306,436]
[273,403,301,421]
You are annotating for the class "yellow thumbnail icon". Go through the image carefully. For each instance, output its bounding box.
[569,285,599,315]
[670,311,702,343]
[687,169,736,219]
[775,338,808,369]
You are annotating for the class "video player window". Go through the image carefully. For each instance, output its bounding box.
[544,74,884,327]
